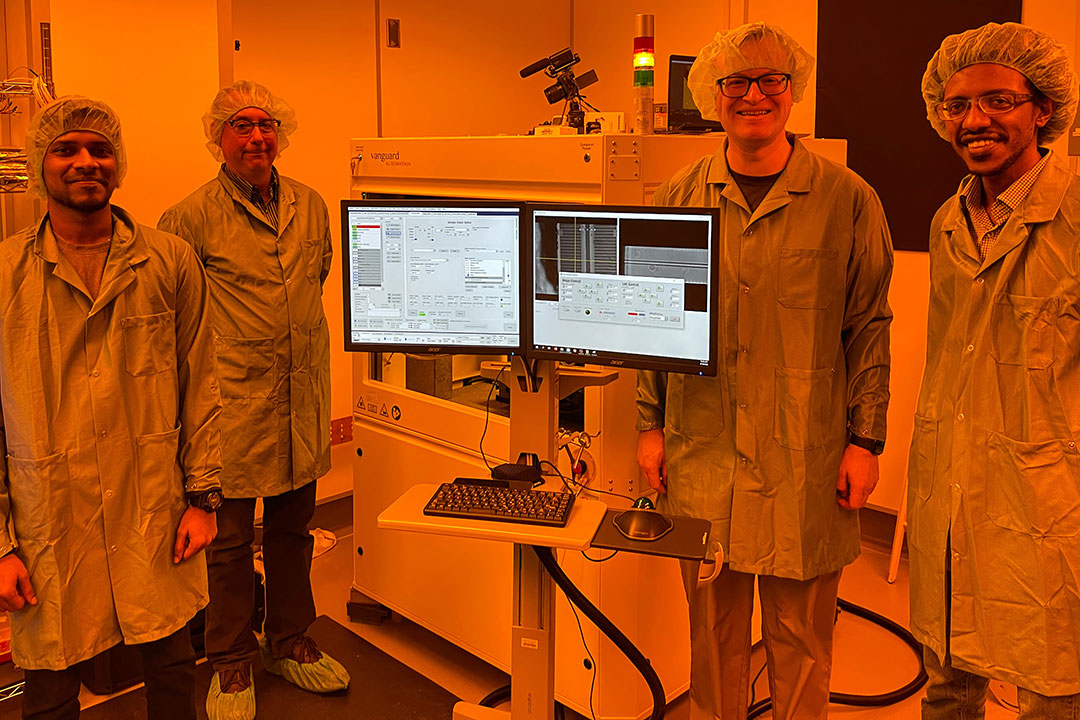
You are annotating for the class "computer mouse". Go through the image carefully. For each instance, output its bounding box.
[613,508,673,542]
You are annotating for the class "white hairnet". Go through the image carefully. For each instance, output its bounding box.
[25,96,126,200]
[202,80,298,162]
[922,22,1079,145]
[688,22,815,121]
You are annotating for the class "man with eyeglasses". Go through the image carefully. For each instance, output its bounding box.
[636,22,893,720]
[910,22,1080,718]
[159,80,347,720]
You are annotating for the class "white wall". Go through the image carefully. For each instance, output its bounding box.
[377,0,572,137]
[49,0,221,222]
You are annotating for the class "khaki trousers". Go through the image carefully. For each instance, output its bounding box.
[923,647,1080,720]
[680,562,842,720]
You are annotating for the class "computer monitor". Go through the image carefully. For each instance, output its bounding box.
[667,54,724,133]
[340,200,526,354]
[528,204,719,375]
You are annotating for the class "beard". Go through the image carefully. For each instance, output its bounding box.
[46,176,114,213]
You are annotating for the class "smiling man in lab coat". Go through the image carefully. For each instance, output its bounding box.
[0,96,223,720]
[911,22,1080,718]
[159,80,347,720]
[636,22,894,720]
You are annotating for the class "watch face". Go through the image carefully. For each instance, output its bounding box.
[206,490,224,511]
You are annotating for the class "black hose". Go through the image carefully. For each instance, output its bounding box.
[532,545,667,720]
[745,596,928,719]
[478,682,566,719]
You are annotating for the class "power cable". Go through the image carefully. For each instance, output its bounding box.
[746,597,928,718]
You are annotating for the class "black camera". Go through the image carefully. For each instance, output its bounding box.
[520,48,598,106]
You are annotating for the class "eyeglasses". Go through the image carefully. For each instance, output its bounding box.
[935,93,1034,121]
[717,73,791,98]
[226,118,281,136]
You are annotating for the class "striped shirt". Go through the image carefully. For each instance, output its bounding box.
[960,150,1050,261]
[222,164,280,231]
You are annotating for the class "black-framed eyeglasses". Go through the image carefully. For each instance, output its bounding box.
[717,73,791,98]
[935,93,1034,121]
[227,118,281,137]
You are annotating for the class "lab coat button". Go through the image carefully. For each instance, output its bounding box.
[744,229,753,236]
[292,324,298,331]
[110,545,118,553]
[106,490,113,498]
[957,413,964,421]
[739,403,747,410]
[739,346,748,353]
[975,278,984,284]
[286,278,292,284]
[91,370,100,377]
[952,484,960,492]
[1069,441,1076,450]
[100,430,107,438]
[742,286,749,294]
[953,551,961,561]
[966,344,974,352]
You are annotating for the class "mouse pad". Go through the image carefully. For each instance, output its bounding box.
[590,509,710,561]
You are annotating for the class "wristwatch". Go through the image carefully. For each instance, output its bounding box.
[849,434,885,456]
[187,488,225,513]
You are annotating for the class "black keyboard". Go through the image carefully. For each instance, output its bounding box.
[423,480,575,528]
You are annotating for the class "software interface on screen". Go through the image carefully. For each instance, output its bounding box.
[530,206,716,372]
[342,203,522,351]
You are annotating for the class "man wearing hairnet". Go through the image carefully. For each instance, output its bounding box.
[159,81,346,720]
[911,22,1080,717]
[636,23,893,720]
[0,96,222,719]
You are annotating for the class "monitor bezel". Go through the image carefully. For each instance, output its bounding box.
[340,198,528,356]
[667,54,725,133]
[525,202,719,376]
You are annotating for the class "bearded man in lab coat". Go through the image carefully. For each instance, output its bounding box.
[635,23,893,720]
[159,80,347,720]
[0,96,223,720]
[910,22,1080,718]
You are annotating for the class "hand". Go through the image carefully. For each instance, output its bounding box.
[637,428,668,493]
[174,506,218,564]
[837,443,880,511]
[0,554,36,611]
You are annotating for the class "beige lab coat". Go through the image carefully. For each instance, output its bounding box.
[0,208,222,670]
[159,169,333,498]
[908,151,1080,695]
[637,138,893,580]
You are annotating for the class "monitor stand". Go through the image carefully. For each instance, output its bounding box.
[454,358,615,720]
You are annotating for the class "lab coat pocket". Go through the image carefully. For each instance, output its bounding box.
[989,294,1058,369]
[135,426,183,515]
[667,374,724,437]
[773,367,834,451]
[776,248,839,309]
[986,432,1080,537]
[301,239,323,283]
[909,415,939,502]
[6,452,72,542]
[121,310,177,376]
[214,336,275,399]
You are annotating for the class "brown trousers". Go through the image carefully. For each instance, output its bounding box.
[205,481,318,667]
[680,562,842,720]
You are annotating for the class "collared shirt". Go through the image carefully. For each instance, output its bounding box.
[222,164,280,231]
[960,150,1050,260]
